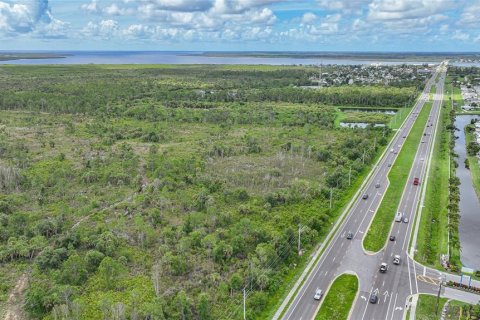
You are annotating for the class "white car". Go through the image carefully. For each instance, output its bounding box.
[314,288,323,300]
[393,255,401,265]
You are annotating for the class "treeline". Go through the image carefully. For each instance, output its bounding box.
[0,65,417,116]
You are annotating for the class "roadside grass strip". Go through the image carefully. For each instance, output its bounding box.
[364,100,433,252]
[465,127,480,199]
[416,295,448,320]
[314,274,359,320]
[415,84,450,268]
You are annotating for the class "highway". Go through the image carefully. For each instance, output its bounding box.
[277,62,480,320]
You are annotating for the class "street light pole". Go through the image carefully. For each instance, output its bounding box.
[329,188,333,209]
[298,224,301,255]
[435,278,443,316]
[243,287,246,320]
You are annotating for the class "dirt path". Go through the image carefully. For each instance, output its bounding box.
[3,274,28,320]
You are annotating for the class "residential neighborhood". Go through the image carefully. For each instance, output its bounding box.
[308,64,433,87]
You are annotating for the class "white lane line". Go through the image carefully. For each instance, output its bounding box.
[389,293,398,320]
[407,255,413,295]
[423,266,426,276]
[413,258,419,293]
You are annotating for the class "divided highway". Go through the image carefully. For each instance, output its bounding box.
[278,63,464,320]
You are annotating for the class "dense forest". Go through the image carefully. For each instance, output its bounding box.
[0,65,419,319]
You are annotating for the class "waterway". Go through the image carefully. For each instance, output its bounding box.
[454,115,480,269]
[0,51,438,66]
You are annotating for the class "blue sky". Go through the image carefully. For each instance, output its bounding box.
[0,0,478,51]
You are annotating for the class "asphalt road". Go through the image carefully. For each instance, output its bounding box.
[280,63,465,320]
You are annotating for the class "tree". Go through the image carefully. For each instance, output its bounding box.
[174,291,191,320]
[60,254,87,286]
[84,250,105,272]
[198,293,211,320]
[97,257,125,289]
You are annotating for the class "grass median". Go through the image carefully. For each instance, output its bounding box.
[415,98,450,268]
[364,100,433,252]
[314,274,358,320]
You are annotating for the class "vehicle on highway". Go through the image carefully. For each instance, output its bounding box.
[375,182,380,188]
[369,294,378,304]
[362,194,369,200]
[314,288,323,300]
[393,255,401,265]
[421,158,424,161]
[390,148,394,153]
[421,140,425,143]
[346,232,353,240]
[395,212,402,222]
[389,235,396,241]
[394,150,398,154]
[379,263,388,273]
[413,177,420,185]
[403,135,406,138]
[388,163,392,167]
[403,217,409,223]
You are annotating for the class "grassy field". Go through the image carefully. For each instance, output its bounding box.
[416,295,448,320]
[314,274,358,320]
[415,87,450,268]
[416,295,480,320]
[364,100,432,252]
[464,127,480,199]
[0,65,407,320]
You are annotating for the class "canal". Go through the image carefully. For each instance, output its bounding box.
[454,115,480,269]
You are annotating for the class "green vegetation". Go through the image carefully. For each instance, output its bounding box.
[0,65,408,319]
[364,100,432,252]
[337,110,393,124]
[416,295,448,320]
[416,79,455,268]
[416,295,480,320]
[465,124,480,199]
[314,274,358,320]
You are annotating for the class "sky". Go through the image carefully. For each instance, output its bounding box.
[0,0,478,52]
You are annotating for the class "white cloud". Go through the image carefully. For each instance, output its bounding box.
[103,3,134,16]
[80,0,99,13]
[0,0,67,37]
[368,0,452,21]
[459,2,480,26]
[81,19,119,39]
[301,12,317,24]
[317,0,369,14]
[452,30,470,41]
[141,0,212,12]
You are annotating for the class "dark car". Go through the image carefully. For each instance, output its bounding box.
[362,194,369,200]
[346,232,354,240]
[389,235,396,241]
[370,294,378,304]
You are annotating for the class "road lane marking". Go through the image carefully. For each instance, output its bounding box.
[407,255,413,295]
[416,275,440,286]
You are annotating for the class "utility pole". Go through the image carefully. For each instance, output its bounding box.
[435,278,443,316]
[329,188,333,209]
[298,224,302,255]
[243,287,246,320]
[348,166,352,186]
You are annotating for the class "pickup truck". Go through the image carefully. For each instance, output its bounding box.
[395,212,402,222]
